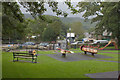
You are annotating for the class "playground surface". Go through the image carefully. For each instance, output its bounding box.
[47,52,112,62]
[85,71,119,78]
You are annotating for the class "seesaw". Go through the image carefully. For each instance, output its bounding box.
[56,48,74,57]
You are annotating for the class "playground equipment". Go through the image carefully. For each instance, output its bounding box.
[80,40,118,56]
[98,40,118,50]
[57,48,74,57]
[80,45,98,56]
[81,40,118,50]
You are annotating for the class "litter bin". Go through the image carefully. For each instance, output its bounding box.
[74,45,76,49]
[19,45,22,49]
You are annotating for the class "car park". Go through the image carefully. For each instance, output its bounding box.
[71,41,84,45]
[22,42,35,45]
[21,42,36,49]
[38,43,49,50]
[93,40,108,44]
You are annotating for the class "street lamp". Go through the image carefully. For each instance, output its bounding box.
[69,28,71,43]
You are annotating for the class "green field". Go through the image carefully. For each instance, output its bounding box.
[2,50,119,78]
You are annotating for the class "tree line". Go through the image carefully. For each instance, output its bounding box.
[2,2,120,46]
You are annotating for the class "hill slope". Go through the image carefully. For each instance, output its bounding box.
[60,17,96,30]
[24,14,96,30]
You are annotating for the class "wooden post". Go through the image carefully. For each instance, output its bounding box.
[85,51,87,54]
[92,53,94,56]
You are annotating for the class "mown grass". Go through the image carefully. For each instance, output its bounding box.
[0,51,2,79]
[12,50,56,54]
[2,50,118,78]
[96,52,119,61]
[99,50,119,53]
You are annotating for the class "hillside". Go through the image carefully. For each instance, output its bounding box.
[59,17,96,30]
[24,14,96,30]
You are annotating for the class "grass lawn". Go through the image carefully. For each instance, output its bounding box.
[14,50,56,54]
[99,50,119,53]
[73,50,84,53]
[96,52,119,61]
[2,50,118,78]
[0,51,2,79]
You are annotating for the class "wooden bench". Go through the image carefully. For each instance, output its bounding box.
[13,52,37,63]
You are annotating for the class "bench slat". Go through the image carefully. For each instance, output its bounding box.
[15,56,37,59]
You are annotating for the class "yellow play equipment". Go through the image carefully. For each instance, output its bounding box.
[32,50,36,55]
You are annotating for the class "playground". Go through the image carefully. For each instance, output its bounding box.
[1,34,119,79]
[2,45,119,79]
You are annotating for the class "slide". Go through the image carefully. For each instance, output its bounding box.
[98,40,118,50]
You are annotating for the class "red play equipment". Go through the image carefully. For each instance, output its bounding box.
[98,40,118,50]
[56,48,73,57]
[80,40,118,56]
[57,48,72,53]
[80,45,98,56]
[84,40,118,50]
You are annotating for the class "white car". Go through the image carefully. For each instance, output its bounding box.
[71,41,84,45]
[93,40,108,44]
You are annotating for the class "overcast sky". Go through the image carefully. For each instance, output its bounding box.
[19,2,97,18]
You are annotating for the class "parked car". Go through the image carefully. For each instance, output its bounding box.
[21,42,36,49]
[71,41,84,45]
[23,42,35,45]
[93,40,108,44]
[38,43,49,50]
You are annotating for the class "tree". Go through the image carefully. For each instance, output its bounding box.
[65,2,119,45]
[2,15,26,43]
[19,1,68,20]
[42,21,62,42]
[2,2,26,43]
[2,2,68,43]
[70,22,84,40]
[75,2,119,40]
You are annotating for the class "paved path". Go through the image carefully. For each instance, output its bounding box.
[85,71,119,79]
[96,60,119,63]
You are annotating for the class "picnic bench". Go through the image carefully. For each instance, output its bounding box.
[13,52,37,63]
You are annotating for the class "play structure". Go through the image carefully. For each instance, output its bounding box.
[56,48,74,57]
[80,45,98,56]
[80,40,118,56]
[82,40,118,50]
[98,40,118,50]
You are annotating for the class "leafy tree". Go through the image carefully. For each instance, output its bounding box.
[2,2,24,22]
[19,1,68,20]
[65,2,119,45]
[2,2,68,43]
[70,22,85,40]
[2,2,26,43]
[75,2,119,39]
[42,21,62,42]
